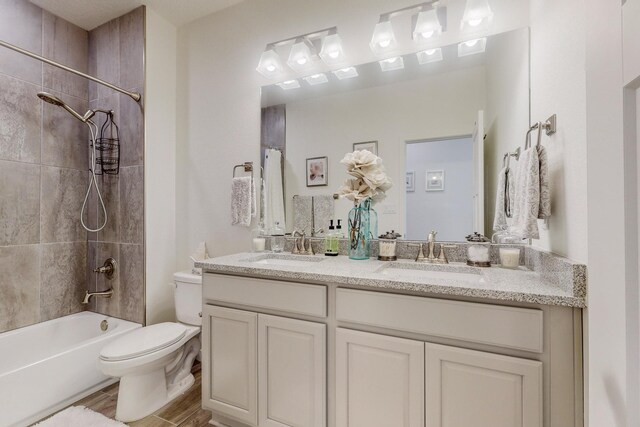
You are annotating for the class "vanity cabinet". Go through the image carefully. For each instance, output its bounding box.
[202,304,326,427]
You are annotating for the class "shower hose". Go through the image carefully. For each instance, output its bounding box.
[80,120,108,233]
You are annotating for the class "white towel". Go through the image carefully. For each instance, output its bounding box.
[231,176,255,227]
[492,167,514,231]
[510,147,541,239]
[264,149,286,233]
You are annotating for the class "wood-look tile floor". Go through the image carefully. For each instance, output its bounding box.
[36,363,211,426]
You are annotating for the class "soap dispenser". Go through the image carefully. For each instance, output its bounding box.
[324,220,339,256]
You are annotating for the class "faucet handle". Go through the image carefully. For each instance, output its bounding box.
[437,244,458,264]
[414,243,427,262]
[428,230,438,242]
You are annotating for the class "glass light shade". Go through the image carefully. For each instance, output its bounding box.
[332,66,358,80]
[256,49,283,79]
[276,79,301,90]
[461,0,493,30]
[303,73,329,86]
[413,9,442,41]
[319,33,345,66]
[417,48,443,64]
[379,56,404,72]
[458,38,487,57]
[287,39,315,72]
[369,21,397,56]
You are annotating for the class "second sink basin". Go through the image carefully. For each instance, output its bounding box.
[242,254,325,267]
[376,263,485,284]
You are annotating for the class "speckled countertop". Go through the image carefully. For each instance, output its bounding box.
[196,250,586,308]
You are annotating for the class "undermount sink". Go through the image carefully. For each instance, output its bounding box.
[242,254,325,267]
[376,263,485,283]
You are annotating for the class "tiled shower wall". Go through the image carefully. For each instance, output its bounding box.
[0,0,90,333]
[0,1,145,333]
[86,7,145,325]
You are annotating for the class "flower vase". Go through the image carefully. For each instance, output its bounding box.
[348,198,378,260]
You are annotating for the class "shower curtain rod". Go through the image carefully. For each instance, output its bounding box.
[0,39,141,102]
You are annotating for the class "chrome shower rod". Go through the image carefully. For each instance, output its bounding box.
[0,39,141,102]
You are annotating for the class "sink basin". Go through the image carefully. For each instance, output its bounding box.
[376,264,484,283]
[242,254,325,267]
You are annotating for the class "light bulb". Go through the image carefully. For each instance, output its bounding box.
[296,57,307,65]
[421,30,435,39]
[425,49,437,55]
[468,18,483,26]
[465,39,479,47]
[328,50,340,59]
[385,57,397,63]
[379,39,391,48]
[283,80,296,84]
[266,64,276,72]
[311,73,323,79]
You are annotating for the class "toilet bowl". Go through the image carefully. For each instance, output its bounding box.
[98,271,202,422]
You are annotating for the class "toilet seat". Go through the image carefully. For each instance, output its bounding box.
[100,323,187,362]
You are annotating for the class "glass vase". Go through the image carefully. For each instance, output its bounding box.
[348,198,378,260]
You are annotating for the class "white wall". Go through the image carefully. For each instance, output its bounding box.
[175,0,529,264]
[483,29,530,236]
[285,67,485,236]
[406,138,474,241]
[144,8,178,324]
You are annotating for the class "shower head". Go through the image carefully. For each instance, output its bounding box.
[37,91,95,123]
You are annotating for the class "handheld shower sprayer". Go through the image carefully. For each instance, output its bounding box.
[37,91,107,233]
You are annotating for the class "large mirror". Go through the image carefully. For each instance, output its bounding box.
[261,27,529,242]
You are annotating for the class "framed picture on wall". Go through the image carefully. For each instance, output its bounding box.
[306,156,328,187]
[353,141,378,155]
[406,171,415,192]
[426,170,445,191]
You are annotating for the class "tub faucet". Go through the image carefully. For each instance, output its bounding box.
[82,288,114,304]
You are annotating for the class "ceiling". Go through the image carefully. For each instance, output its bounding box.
[29,0,244,30]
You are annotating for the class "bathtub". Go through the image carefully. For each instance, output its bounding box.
[0,311,141,427]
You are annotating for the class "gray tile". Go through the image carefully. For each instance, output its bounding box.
[90,19,120,100]
[119,166,144,244]
[86,241,98,312]
[0,160,40,245]
[0,73,42,163]
[0,0,42,85]
[0,244,40,333]
[119,243,144,324]
[40,166,88,243]
[40,241,87,321]
[96,173,119,242]
[42,91,89,170]
[118,7,145,91]
[42,11,89,99]
[95,242,120,317]
[119,92,143,166]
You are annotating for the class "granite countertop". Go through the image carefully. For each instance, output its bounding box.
[196,251,586,308]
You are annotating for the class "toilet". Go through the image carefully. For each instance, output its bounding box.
[99,271,202,422]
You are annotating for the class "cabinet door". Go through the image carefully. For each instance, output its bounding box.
[425,343,542,427]
[258,314,326,427]
[336,328,424,427]
[202,305,258,426]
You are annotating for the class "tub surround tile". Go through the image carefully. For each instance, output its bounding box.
[119,92,144,167]
[95,242,120,318]
[0,244,41,333]
[86,241,98,312]
[119,7,145,91]
[40,241,87,321]
[0,74,42,163]
[0,0,43,85]
[40,166,88,243]
[119,243,144,324]
[119,165,144,244]
[97,174,120,243]
[90,19,120,101]
[0,160,40,245]
[42,11,89,100]
[42,91,89,170]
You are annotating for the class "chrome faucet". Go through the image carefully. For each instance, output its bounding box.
[414,231,457,264]
[426,230,438,261]
[82,288,114,304]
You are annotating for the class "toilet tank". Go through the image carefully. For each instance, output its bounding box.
[173,271,203,326]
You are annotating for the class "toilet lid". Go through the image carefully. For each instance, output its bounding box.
[100,323,187,361]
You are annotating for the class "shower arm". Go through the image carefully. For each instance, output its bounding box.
[0,39,141,102]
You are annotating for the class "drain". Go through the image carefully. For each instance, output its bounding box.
[100,319,109,331]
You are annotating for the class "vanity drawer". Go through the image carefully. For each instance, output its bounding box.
[204,274,327,318]
[336,288,543,353]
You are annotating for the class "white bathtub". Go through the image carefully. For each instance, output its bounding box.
[0,311,141,427]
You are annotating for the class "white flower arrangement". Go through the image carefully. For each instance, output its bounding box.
[336,150,392,204]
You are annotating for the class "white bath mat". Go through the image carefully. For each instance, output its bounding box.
[34,406,127,427]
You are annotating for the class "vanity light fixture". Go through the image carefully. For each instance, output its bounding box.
[417,47,443,64]
[369,19,397,56]
[319,33,346,66]
[303,73,329,85]
[276,79,301,90]
[379,56,405,72]
[413,7,442,41]
[332,66,358,80]
[461,0,493,31]
[256,47,284,79]
[287,38,316,73]
[458,37,487,56]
